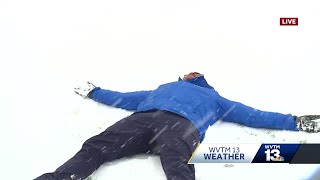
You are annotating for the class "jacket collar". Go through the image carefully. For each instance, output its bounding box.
[178,76,214,89]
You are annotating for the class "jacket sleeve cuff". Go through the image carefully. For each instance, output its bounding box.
[88,87,100,99]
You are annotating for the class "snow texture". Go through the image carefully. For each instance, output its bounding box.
[0,0,319,179]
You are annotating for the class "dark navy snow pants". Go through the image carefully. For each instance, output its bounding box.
[35,110,200,180]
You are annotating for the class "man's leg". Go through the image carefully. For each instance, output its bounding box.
[35,113,152,180]
[150,111,200,180]
[217,96,298,131]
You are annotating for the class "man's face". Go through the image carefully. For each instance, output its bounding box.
[183,72,203,80]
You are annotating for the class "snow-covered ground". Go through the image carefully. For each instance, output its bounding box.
[1,0,320,179]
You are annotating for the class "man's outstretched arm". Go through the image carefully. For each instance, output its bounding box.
[74,81,152,111]
[216,95,299,131]
[90,87,152,110]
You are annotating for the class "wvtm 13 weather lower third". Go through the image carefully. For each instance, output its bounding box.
[188,143,320,164]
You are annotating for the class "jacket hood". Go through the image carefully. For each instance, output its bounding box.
[178,76,214,89]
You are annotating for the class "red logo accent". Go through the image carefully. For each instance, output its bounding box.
[280,18,298,26]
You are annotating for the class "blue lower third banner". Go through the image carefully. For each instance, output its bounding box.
[188,144,320,164]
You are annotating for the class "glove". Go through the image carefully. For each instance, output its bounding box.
[74,81,96,98]
[296,115,320,133]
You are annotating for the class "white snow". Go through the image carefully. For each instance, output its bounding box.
[0,0,320,179]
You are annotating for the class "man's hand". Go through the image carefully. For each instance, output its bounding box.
[74,81,96,98]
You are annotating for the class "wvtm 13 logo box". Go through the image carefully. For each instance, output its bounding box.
[280,17,298,26]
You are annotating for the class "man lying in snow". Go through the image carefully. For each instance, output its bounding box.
[35,72,320,180]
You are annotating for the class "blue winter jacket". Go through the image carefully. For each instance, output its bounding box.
[91,76,298,142]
